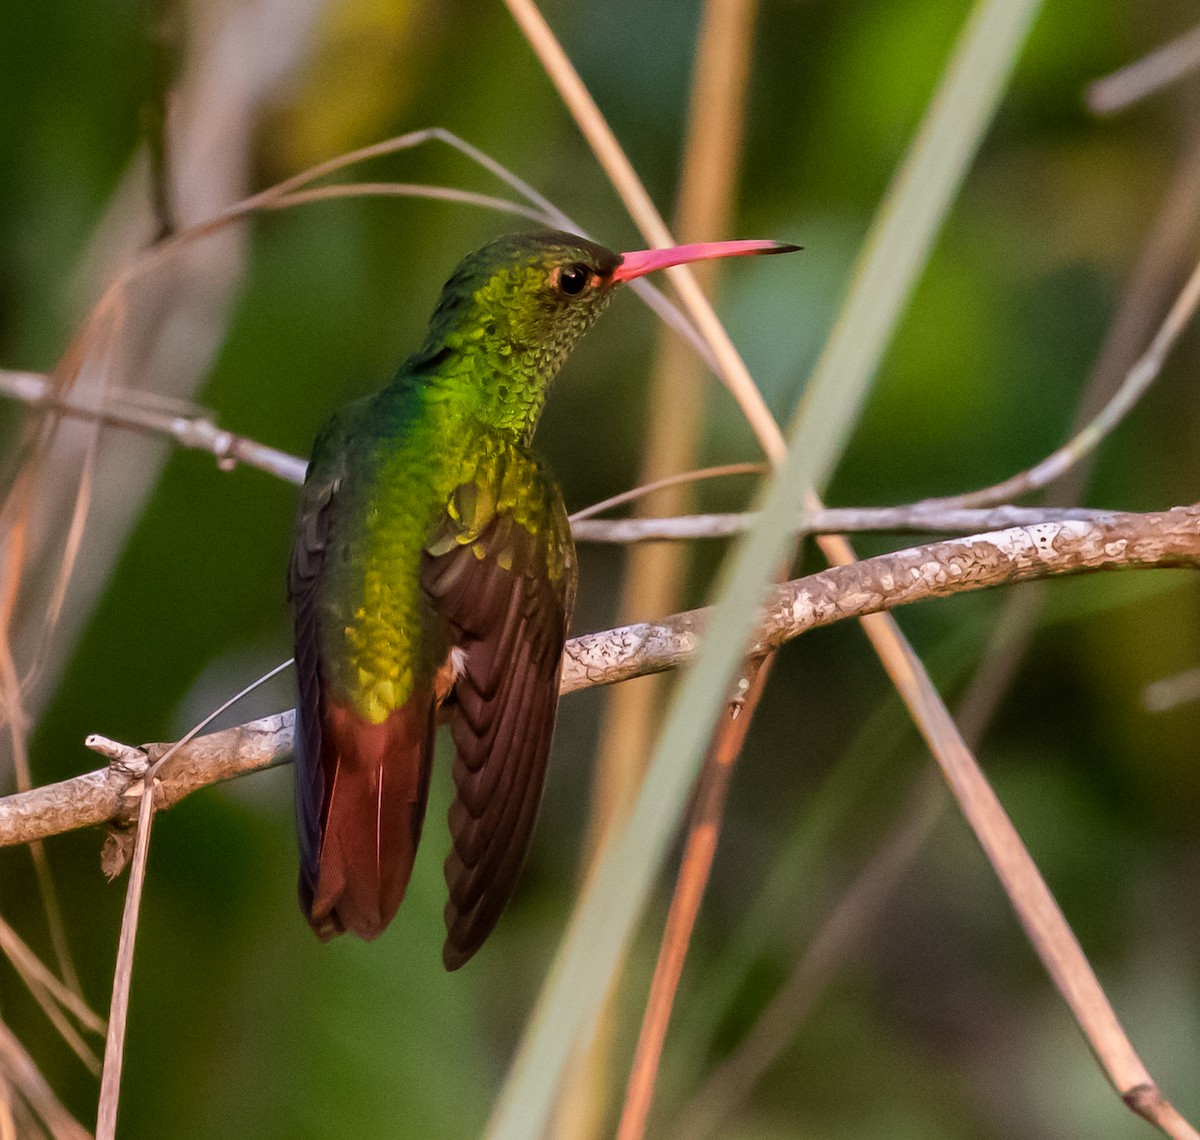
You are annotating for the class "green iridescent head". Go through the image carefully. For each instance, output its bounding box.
[403,228,799,439]
[407,230,622,399]
[401,231,627,440]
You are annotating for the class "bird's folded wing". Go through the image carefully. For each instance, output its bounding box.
[288,468,337,894]
[422,462,576,969]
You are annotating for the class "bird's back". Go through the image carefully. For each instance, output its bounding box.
[290,369,575,948]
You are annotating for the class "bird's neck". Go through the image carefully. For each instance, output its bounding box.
[399,329,563,446]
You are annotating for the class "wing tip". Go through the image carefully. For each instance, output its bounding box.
[300,877,342,943]
[442,899,480,971]
[442,939,473,972]
[302,876,395,942]
[442,891,500,970]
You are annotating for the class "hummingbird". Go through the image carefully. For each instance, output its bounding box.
[289,229,797,969]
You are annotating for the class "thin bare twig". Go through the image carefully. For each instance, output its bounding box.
[0,913,100,1075]
[568,463,766,523]
[570,504,1108,543]
[0,1020,91,1140]
[94,661,291,1140]
[0,917,105,1036]
[94,125,716,375]
[916,249,1200,511]
[0,370,307,486]
[267,182,549,224]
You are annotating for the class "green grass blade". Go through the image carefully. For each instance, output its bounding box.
[485,2,1044,1136]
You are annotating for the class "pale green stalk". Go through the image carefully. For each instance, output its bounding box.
[485,1,1043,1136]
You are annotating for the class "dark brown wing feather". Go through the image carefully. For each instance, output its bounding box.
[289,447,436,941]
[422,476,575,970]
[288,473,335,896]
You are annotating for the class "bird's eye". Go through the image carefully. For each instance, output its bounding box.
[557,263,591,296]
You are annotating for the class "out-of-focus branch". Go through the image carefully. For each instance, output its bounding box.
[1088,22,1200,114]
[1,505,1196,850]
[616,654,773,1140]
[570,504,1109,542]
[0,371,307,485]
[0,1019,91,1140]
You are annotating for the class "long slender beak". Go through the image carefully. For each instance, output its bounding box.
[611,239,801,283]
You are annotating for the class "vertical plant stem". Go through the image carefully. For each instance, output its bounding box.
[556,3,760,1135]
[488,4,1042,1137]
[95,779,156,1140]
[94,660,291,1138]
[616,654,773,1140]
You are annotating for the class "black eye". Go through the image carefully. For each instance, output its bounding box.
[558,263,590,296]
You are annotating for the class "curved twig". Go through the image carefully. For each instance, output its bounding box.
[915,250,1200,511]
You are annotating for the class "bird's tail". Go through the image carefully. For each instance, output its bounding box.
[300,694,435,940]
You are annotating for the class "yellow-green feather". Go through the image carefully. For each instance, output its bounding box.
[315,382,569,724]
[307,232,618,724]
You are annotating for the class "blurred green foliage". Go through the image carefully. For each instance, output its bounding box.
[2,1,1199,1137]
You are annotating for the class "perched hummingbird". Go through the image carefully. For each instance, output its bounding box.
[289,229,797,969]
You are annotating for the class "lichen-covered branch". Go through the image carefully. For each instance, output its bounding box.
[1,505,1196,849]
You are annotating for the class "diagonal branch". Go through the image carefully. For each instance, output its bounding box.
[914,247,1200,511]
[0,505,1195,851]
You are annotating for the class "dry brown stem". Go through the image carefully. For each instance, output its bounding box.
[0,1020,91,1140]
[565,2,762,1131]
[915,245,1200,511]
[616,654,773,1140]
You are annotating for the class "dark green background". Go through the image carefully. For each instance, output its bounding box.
[2,2,1199,1137]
